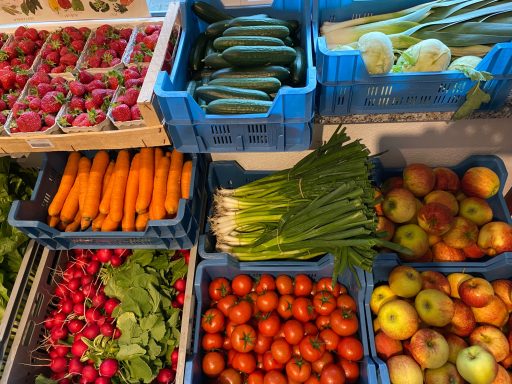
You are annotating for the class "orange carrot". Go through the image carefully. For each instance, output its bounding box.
[102,161,115,197]
[181,160,193,199]
[135,212,149,232]
[60,177,80,225]
[101,214,119,232]
[150,156,171,220]
[92,213,107,231]
[135,148,154,214]
[78,157,91,213]
[122,154,140,232]
[99,161,116,215]
[48,215,60,228]
[48,152,81,217]
[155,147,164,169]
[65,211,81,232]
[109,150,130,223]
[165,150,184,215]
[81,151,110,230]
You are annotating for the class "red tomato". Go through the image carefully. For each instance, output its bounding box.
[247,292,259,315]
[254,333,273,355]
[202,351,225,377]
[228,301,252,325]
[299,335,326,363]
[226,321,237,338]
[202,332,223,351]
[292,297,315,323]
[315,277,342,297]
[313,292,336,316]
[294,275,313,297]
[337,337,363,362]
[339,359,360,383]
[270,338,292,365]
[320,363,345,384]
[330,309,358,337]
[227,350,238,366]
[209,278,231,301]
[257,291,279,313]
[292,344,301,357]
[336,295,357,312]
[277,295,294,320]
[231,324,257,353]
[217,295,237,317]
[315,315,331,331]
[263,370,287,384]
[319,329,340,352]
[303,322,318,336]
[275,275,293,295]
[232,352,256,374]
[286,357,312,382]
[232,275,253,297]
[201,308,225,334]
[305,375,321,384]
[218,368,242,384]
[223,336,232,350]
[258,312,281,338]
[255,275,276,294]
[262,351,284,371]
[283,320,304,346]
[247,370,265,384]
[312,352,334,374]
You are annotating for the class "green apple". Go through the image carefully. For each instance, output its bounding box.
[393,224,429,261]
[459,197,493,226]
[456,345,498,384]
[389,265,422,298]
[414,289,455,327]
[378,299,419,341]
[387,355,423,384]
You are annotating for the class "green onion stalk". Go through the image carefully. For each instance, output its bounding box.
[210,127,412,280]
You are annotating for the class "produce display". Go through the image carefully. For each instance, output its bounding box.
[200,274,363,383]
[46,147,193,232]
[36,248,189,384]
[370,265,512,384]
[377,163,512,262]
[81,25,133,70]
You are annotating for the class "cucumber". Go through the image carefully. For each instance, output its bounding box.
[205,20,231,38]
[283,36,294,47]
[205,39,216,57]
[208,77,281,93]
[290,47,306,86]
[228,17,298,32]
[203,53,231,69]
[222,46,296,67]
[192,1,233,23]
[206,98,273,114]
[196,85,270,103]
[211,66,290,82]
[223,26,289,39]
[189,32,208,71]
[213,36,284,51]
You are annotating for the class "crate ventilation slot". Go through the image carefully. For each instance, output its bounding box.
[248,124,269,144]
[211,125,232,145]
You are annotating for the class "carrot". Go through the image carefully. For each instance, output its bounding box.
[150,156,171,220]
[60,177,80,225]
[135,148,154,214]
[81,151,110,230]
[78,157,91,213]
[48,215,60,228]
[48,152,81,217]
[122,154,140,232]
[101,214,120,232]
[181,160,193,199]
[166,151,172,158]
[109,150,130,223]
[165,150,184,215]
[99,167,114,215]
[65,211,82,232]
[135,212,149,232]
[155,147,164,169]
[92,213,107,231]
[102,161,115,197]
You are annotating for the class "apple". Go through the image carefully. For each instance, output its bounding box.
[370,285,397,314]
[424,190,459,216]
[458,277,494,308]
[457,345,498,384]
[459,197,494,226]
[447,273,472,299]
[378,299,420,340]
[425,362,464,384]
[500,352,512,370]
[388,266,422,298]
[417,202,454,236]
[478,222,512,257]
[491,365,511,384]
[463,243,486,259]
[491,279,512,312]
[383,188,417,224]
[421,271,451,295]
[448,299,476,337]
[374,318,381,332]
[392,224,429,261]
[461,167,500,199]
[376,216,396,241]
[432,241,466,262]
[403,163,436,197]
[442,216,479,249]
[456,191,468,202]
[375,331,403,361]
[445,333,468,364]
[433,167,460,193]
[409,328,449,369]
[472,295,509,328]
[429,234,442,246]
[469,325,509,362]
[416,248,434,262]
[374,189,384,216]
[414,289,455,327]
[381,176,404,195]
[387,355,423,384]
[405,199,423,225]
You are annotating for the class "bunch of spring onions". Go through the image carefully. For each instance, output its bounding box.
[321,0,512,57]
[210,127,411,278]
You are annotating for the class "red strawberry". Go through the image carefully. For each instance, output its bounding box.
[28,97,41,111]
[106,71,123,90]
[18,40,36,55]
[131,105,141,120]
[96,25,113,37]
[38,63,52,73]
[0,114,6,125]
[14,27,26,38]
[123,88,139,107]
[87,56,101,68]
[123,68,140,81]
[15,73,29,89]
[37,83,53,97]
[50,77,67,86]
[112,104,131,122]
[91,88,112,108]
[44,114,56,127]
[120,28,133,41]
[144,25,160,35]
[143,34,159,51]
[54,84,68,94]
[78,71,94,84]
[84,97,96,111]
[79,27,91,36]
[45,51,60,66]
[58,114,73,127]
[0,99,7,111]
[110,58,122,67]
[60,53,78,67]
[69,81,86,97]
[69,96,85,112]
[59,46,70,56]
[51,65,66,74]
[111,40,128,55]
[124,78,143,89]
[0,69,15,90]
[140,67,148,78]
[12,101,27,116]
[23,28,39,41]
[41,91,66,113]
[16,111,41,132]
[70,40,85,52]
[72,112,91,127]
[95,110,106,124]
[30,71,51,86]
[85,79,105,93]
[5,93,18,108]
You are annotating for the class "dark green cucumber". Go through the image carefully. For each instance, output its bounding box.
[203,53,231,69]
[211,66,290,82]
[205,20,231,38]
[290,47,306,86]
[213,36,284,51]
[196,85,270,103]
[228,17,298,32]
[222,46,296,67]
[223,26,289,39]
[283,36,295,47]
[206,98,273,114]
[208,77,281,93]
[192,1,233,23]
[189,32,208,71]
[205,39,216,57]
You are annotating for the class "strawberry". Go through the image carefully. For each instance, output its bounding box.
[58,114,73,127]
[140,67,148,78]
[59,46,70,56]
[123,88,139,107]
[14,27,26,39]
[94,73,104,81]
[85,79,105,93]
[51,65,66,74]
[131,105,142,120]
[91,89,113,108]
[143,34,159,51]
[44,114,56,127]
[96,25,113,37]
[144,24,160,36]
[54,84,68,94]
[72,112,91,127]
[41,91,66,114]
[12,101,27,116]
[84,97,96,111]
[0,69,15,90]
[110,58,122,67]
[112,104,131,122]
[79,27,91,36]
[5,93,18,108]
[69,81,86,97]
[70,40,85,52]
[16,111,41,132]
[87,56,101,68]
[37,83,53,97]
[111,39,127,56]
[51,77,67,86]
[17,40,36,55]
[0,114,6,125]
[125,78,143,89]
[95,110,107,124]
[60,53,78,67]
[45,51,60,66]
[23,28,39,41]
[106,71,123,90]
[69,96,85,112]
[30,71,51,86]
[78,71,94,84]
[28,97,41,111]
[15,73,29,89]
[38,63,52,73]
[0,99,7,111]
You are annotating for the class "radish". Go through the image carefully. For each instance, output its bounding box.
[113,248,131,258]
[86,260,101,275]
[55,284,68,298]
[179,249,190,264]
[44,318,54,330]
[73,268,84,279]
[71,291,85,304]
[110,255,123,267]
[50,327,68,342]
[92,293,107,308]
[68,278,81,291]
[60,299,74,315]
[82,365,99,382]
[173,278,186,293]
[99,358,118,378]
[81,274,94,285]
[54,345,69,357]
[85,307,102,323]
[112,328,121,339]
[71,339,88,357]
[104,298,119,316]
[68,319,84,334]
[82,284,96,298]
[69,357,84,374]
[95,378,111,384]
[83,323,100,339]
[96,249,113,263]
[52,313,67,328]
[172,300,180,308]
[73,303,85,316]
[171,349,179,365]
[100,323,114,337]
[50,356,67,373]
[156,368,175,383]
[176,292,185,307]
[49,350,59,359]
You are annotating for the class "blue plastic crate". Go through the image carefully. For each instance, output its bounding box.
[313,0,512,115]
[365,252,512,384]
[185,254,378,384]
[8,151,206,250]
[153,0,316,152]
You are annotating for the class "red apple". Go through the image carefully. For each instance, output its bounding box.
[403,163,436,197]
[424,190,459,216]
[376,216,395,241]
[491,279,512,312]
[444,333,468,364]
[382,188,417,224]
[472,295,508,328]
[470,325,509,362]
[491,364,511,384]
[458,277,494,308]
[421,271,451,295]
[433,167,460,193]
[459,197,494,226]
[442,216,479,249]
[501,352,512,370]
[428,234,442,246]
[381,176,404,195]
[375,331,403,361]
[432,242,466,262]
[462,242,486,259]
[417,202,454,236]
[461,167,500,199]
[447,273,472,299]
[478,222,512,256]
[409,328,449,369]
[447,299,476,337]
[416,249,434,262]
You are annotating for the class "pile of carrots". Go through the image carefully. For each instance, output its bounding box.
[47,148,193,232]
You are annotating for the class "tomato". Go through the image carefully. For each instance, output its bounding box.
[247,370,265,384]
[292,298,315,323]
[312,352,334,374]
[303,322,318,336]
[202,308,225,334]
[330,309,358,337]
[339,284,348,295]
[217,295,237,316]
[223,336,232,350]
[336,294,357,312]
[209,278,231,301]
[277,295,294,320]
[320,363,345,384]
[263,370,287,384]
[255,275,276,294]
[232,275,253,297]
[202,351,225,377]
[305,375,321,384]
[228,301,252,325]
[274,324,285,340]
[218,368,242,384]
[232,352,257,374]
[247,292,259,314]
[254,333,273,355]
[275,275,293,295]
[258,312,281,338]
[286,357,312,382]
[339,359,359,383]
[294,275,313,297]
[292,344,301,357]
[299,335,325,363]
[227,350,238,366]
[226,321,237,338]
[315,278,342,297]
[337,337,363,362]
[262,351,284,371]
[231,324,256,353]
[283,320,304,345]
[257,291,279,313]
[319,329,339,352]
[270,338,292,365]
[313,292,336,316]
[202,332,223,350]
[315,315,331,331]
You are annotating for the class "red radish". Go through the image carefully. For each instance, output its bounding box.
[52,313,66,328]
[176,292,185,307]
[179,249,190,264]
[60,300,74,314]
[85,307,102,323]
[156,368,175,383]
[71,291,85,304]
[63,268,75,281]
[96,249,113,263]
[173,278,186,293]
[92,293,107,308]
[54,345,69,357]
[56,377,71,384]
[73,268,84,279]
[83,323,100,339]
[50,356,67,373]
[73,303,85,316]
[49,350,59,359]
[99,358,118,378]
[68,278,81,291]
[100,323,114,337]
[81,274,94,285]
[68,319,84,334]
[82,365,98,382]
[112,328,121,339]
[55,284,68,298]
[113,248,130,257]
[172,300,180,308]
[86,260,101,275]
[171,349,179,365]
[71,339,88,357]
[69,357,84,374]
[44,318,54,329]
[51,327,68,342]
[110,255,123,267]
[104,298,119,316]
[95,378,111,384]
